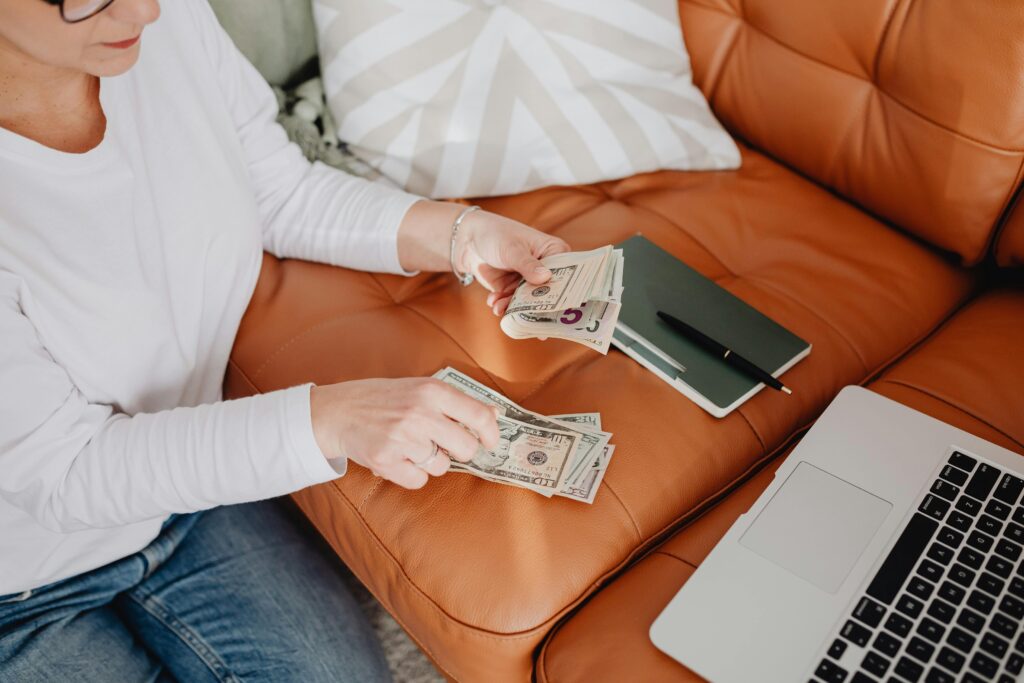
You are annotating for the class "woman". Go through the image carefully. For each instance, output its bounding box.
[0,0,569,679]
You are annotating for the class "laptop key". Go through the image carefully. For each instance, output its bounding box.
[976,514,1003,537]
[969,651,998,678]
[906,636,934,663]
[842,619,872,647]
[896,594,924,619]
[925,543,953,565]
[926,599,955,624]
[917,559,944,583]
[957,546,984,570]
[919,495,949,521]
[850,674,875,683]
[1011,577,1024,599]
[874,631,901,658]
[948,626,977,653]
[895,656,924,682]
[949,451,977,472]
[985,499,1011,520]
[1016,631,1024,653]
[828,638,847,659]
[1014,507,1024,526]
[936,526,964,549]
[980,632,1008,658]
[977,572,1005,596]
[916,616,945,643]
[956,607,985,634]
[866,514,938,604]
[937,580,965,604]
[996,539,1023,562]
[924,669,954,683]
[861,651,890,677]
[935,646,965,673]
[956,496,982,517]
[947,511,974,533]
[948,563,976,588]
[930,479,959,502]
[994,472,1024,506]
[853,597,886,628]
[815,658,848,683]
[885,612,913,638]
[965,463,1000,501]
[907,577,933,601]
[986,555,1013,578]
[1007,652,1024,675]
[1007,521,1024,544]
[999,593,1024,619]
[967,530,994,553]
[990,612,1017,639]
[966,590,994,614]
[940,465,969,487]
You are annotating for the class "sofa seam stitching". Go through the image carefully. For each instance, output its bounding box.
[320,479,574,641]
[611,198,738,276]
[248,303,398,381]
[873,378,1024,451]
[743,274,871,372]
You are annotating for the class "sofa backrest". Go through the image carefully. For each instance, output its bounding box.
[678,0,1024,266]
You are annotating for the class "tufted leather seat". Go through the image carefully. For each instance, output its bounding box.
[538,291,1024,682]
[227,145,972,680]
[226,0,1024,679]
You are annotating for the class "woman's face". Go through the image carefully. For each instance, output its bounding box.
[0,0,161,77]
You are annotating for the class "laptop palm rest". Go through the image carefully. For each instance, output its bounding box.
[739,462,892,593]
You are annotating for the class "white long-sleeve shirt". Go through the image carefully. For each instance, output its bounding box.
[0,0,423,594]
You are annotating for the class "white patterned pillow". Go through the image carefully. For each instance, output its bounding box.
[313,0,741,199]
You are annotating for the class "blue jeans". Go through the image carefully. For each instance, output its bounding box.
[0,500,391,682]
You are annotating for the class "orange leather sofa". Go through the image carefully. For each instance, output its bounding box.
[225,1,1024,680]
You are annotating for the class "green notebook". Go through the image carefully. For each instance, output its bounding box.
[612,235,811,418]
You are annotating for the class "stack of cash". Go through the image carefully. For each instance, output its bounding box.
[433,367,616,504]
[500,245,624,354]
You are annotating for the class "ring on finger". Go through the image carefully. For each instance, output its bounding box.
[412,442,443,470]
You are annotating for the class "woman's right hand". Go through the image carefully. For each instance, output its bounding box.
[309,377,500,489]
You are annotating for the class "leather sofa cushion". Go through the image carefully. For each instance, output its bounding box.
[996,191,1024,268]
[226,144,971,681]
[539,289,1024,682]
[678,0,1024,265]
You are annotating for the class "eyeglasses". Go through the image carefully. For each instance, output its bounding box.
[42,0,117,24]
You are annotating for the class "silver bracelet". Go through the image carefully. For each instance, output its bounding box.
[449,205,480,287]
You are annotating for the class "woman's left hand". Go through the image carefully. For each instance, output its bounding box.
[457,210,571,316]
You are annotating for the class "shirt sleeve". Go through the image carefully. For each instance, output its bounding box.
[0,274,344,533]
[181,0,424,276]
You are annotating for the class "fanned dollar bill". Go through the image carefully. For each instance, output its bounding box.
[434,368,615,503]
[500,246,624,353]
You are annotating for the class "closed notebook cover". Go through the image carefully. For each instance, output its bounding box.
[614,235,810,412]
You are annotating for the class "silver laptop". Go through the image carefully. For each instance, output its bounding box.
[651,386,1024,683]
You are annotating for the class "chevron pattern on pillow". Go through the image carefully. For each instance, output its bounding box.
[314,0,740,199]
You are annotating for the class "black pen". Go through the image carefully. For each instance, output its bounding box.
[656,311,793,395]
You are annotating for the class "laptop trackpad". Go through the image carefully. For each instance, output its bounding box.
[740,462,892,594]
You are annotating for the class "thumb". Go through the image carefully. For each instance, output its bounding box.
[508,243,552,285]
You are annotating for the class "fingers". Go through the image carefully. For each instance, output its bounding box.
[505,242,552,286]
[431,418,484,463]
[379,461,430,490]
[538,236,571,258]
[414,446,452,476]
[491,293,514,316]
[432,383,500,450]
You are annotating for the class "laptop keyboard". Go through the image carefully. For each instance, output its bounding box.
[812,451,1024,683]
